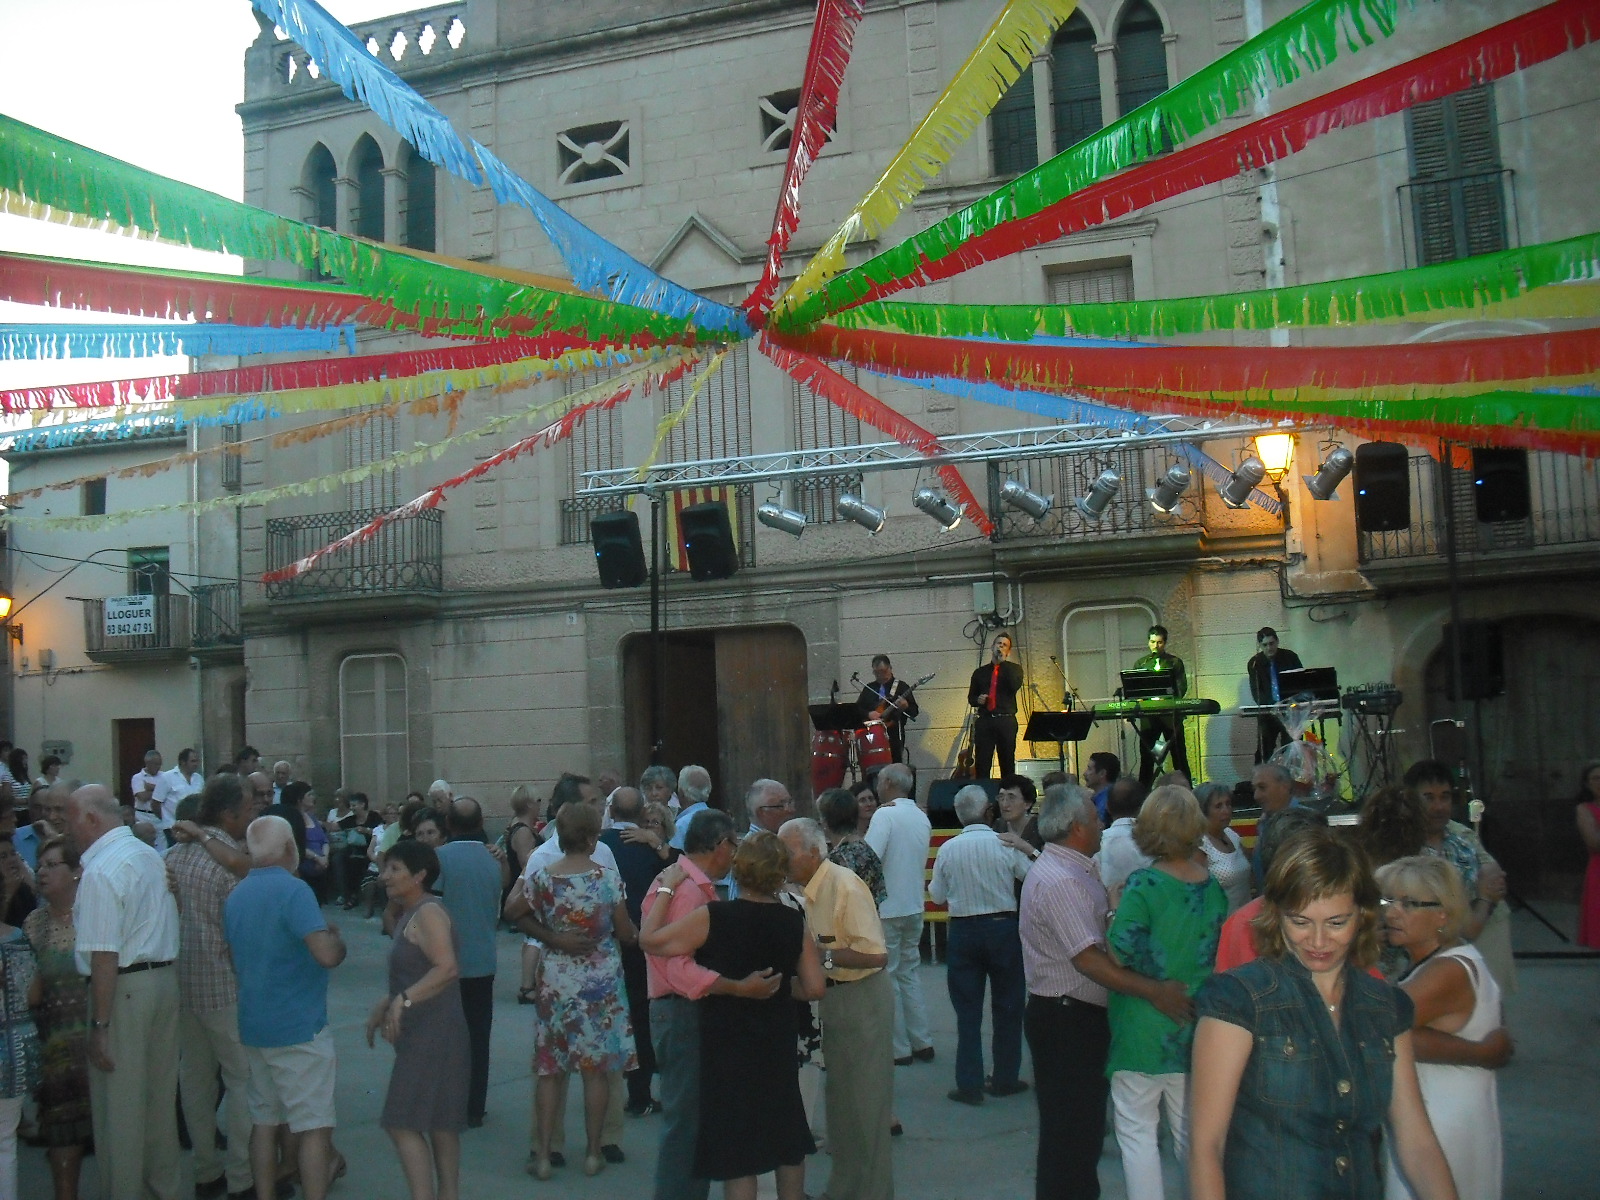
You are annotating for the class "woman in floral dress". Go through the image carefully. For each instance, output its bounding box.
[523,802,636,1180]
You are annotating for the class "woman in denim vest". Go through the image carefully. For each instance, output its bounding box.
[1189,829,1457,1200]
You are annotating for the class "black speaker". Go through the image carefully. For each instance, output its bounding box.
[1354,442,1411,532]
[1471,448,1530,523]
[591,511,647,589]
[1443,620,1505,700]
[680,501,738,581]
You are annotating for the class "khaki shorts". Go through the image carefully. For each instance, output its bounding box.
[244,1027,338,1133]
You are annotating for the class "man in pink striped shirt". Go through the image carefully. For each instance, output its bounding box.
[642,807,782,1200]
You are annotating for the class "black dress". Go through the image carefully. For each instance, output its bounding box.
[692,899,814,1180]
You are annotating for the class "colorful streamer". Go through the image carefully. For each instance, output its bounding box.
[636,350,729,479]
[261,355,700,582]
[0,322,358,360]
[778,0,1079,316]
[827,234,1600,341]
[762,340,995,536]
[1172,444,1283,516]
[744,0,864,318]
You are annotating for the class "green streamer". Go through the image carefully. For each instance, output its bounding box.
[1151,388,1600,436]
[781,0,1409,328]
[0,113,714,345]
[829,234,1600,340]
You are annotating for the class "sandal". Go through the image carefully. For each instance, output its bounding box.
[518,988,538,1005]
[328,1151,348,1186]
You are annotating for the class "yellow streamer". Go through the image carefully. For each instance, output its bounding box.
[634,349,729,480]
[775,0,1078,320]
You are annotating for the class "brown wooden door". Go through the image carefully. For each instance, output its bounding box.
[714,625,809,825]
[113,717,156,806]
[624,632,721,800]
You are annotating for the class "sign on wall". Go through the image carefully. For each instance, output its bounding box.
[104,594,156,636]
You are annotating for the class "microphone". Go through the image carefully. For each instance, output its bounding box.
[831,679,839,702]
[850,671,861,685]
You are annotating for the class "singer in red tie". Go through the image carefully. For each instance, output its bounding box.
[966,632,1024,778]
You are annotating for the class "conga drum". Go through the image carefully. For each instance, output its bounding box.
[811,730,848,793]
[858,720,893,771]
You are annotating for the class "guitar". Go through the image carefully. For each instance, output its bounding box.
[865,672,936,721]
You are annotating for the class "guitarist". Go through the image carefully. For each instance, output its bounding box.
[857,654,921,763]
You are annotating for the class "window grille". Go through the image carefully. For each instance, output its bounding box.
[991,62,1038,176]
[558,121,630,185]
[1051,16,1101,153]
[790,363,864,523]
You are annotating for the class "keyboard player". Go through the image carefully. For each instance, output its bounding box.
[1129,624,1190,786]
[1245,626,1303,763]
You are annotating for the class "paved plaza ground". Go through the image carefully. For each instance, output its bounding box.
[21,901,1599,1199]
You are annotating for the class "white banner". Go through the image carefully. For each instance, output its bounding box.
[104,593,155,637]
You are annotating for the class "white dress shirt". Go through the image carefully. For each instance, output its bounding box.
[864,797,933,919]
[928,823,1032,917]
[74,824,181,974]
[1096,817,1153,896]
[522,833,618,883]
[130,770,161,814]
[152,767,203,827]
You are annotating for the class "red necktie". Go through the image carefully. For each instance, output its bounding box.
[987,664,1000,711]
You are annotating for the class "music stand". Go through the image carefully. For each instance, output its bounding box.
[809,702,869,785]
[1120,669,1178,700]
[1024,711,1095,774]
[1278,666,1340,702]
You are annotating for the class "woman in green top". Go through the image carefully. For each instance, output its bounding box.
[1107,785,1227,1200]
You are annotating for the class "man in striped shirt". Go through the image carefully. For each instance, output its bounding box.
[928,784,1032,1106]
[1019,784,1193,1200]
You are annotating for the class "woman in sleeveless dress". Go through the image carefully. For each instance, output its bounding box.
[640,832,826,1200]
[1575,762,1600,948]
[366,838,470,1200]
[1377,856,1506,1200]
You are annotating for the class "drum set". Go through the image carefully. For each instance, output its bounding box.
[810,718,894,794]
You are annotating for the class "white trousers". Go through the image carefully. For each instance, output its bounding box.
[880,913,932,1058]
[0,1093,20,1200]
[1111,1069,1188,1200]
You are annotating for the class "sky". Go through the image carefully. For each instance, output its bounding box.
[0,0,402,394]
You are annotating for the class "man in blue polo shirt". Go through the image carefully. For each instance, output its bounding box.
[435,796,506,1128]
[224,815,347,1200]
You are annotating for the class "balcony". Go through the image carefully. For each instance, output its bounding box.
[1358,451,1600,587]
[190,583,243,659]
[264,508,443,623]
[81,594,191,664]
[1397,168,1516,268]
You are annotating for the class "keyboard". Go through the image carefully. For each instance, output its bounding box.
[1090,698,1222,719]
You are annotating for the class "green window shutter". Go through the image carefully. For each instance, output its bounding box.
[1406,85,1506,265]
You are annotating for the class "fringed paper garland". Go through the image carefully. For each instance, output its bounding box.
[744,0,864,319]
[782,0,1597,325]
[636,350,729,479]
[0,322,359,360]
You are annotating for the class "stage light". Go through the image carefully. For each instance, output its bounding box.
[1303,445,1355,501]
[999,479,1052,520]
[757,503,808,537]
[1219,456,1267,509]
[837,493,886,534]
[1253,432,1296,481]
[1146,462,1191,513]
[1074,468,1121,522]
[912,487,962,530]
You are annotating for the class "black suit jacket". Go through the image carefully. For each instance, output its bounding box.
[1247,649,1305,705]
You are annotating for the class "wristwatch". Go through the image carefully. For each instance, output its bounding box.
[399,992,412,1009]
[823,949,835,972]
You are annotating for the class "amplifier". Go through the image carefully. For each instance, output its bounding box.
[1342,684,1403,716]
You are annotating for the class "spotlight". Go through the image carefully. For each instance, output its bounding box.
[1000,479,1052,521]
[1303,445,1354,501]
[837,493,886,534]
[1074,468,1121,522]
[1146,462,1192,513]
[757,503,808,537]
[1219,456,1267,509]
[912,487,962,530]
[1253,432,1296,481]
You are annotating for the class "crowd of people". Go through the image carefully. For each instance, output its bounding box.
[0,734,1576,1200]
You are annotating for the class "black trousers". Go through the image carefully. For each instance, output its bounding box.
[973,712,1018,778]
[459,974,495,1122]
[620,943,656,1106]
[1025,994,1110,1200]
[1137,716,1190,785]
[1256,714,1292,763]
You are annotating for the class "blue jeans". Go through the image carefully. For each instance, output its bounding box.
[945,912,1025,1094]
[650,996,709,1200]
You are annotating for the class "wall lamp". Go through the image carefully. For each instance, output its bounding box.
[1252,432,1296,482]
[999,479,1053,521]
[837,493,886,534]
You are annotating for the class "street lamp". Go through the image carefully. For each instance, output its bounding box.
[1253,432,1296,481]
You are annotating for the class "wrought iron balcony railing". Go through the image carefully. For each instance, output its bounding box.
[992,444,1207,542]
[81,594,191,662]
[190,583,242,647]
[266,508,442,601]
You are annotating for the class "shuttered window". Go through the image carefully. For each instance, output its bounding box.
[340,654,409,800]
[1050,260,1134,306]
[1405,86,1507,266]
[1115,2,1169,148]
[352,136,385,242]
[664,345,755,566]
[991,61,1038,176]
[1051,15,1101,153]
[404,147,436,252]
[346,407,398,511]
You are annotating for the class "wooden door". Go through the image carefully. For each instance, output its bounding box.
[113,717,156,806]
[714,626,810,825]
[623,632,721,800]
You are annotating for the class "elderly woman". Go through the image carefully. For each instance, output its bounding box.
[522,802,636,1180]
[1196,782,1250,913]
[817,787,886,905]
[993,774,1044,856]
[1106,785,1227,1200]
[640,832,825,1200]
[1377,856,1504,1200]
[1190,829,1457,1200]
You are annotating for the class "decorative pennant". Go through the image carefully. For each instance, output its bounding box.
[637,349,729,479]
[0,322,359,360]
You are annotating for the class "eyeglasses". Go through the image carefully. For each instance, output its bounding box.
[756,802,794,813]
[1380,896,1444,912]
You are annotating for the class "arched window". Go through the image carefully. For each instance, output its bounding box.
[1051,14,1101,153]
[990,60,1038,175]
[1115,2,1170,121]
[402,144,436,251]
[351,135,385,242]
[302,144,337,229]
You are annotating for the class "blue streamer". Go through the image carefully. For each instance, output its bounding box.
[2,412,188,453]
[861,368,1152,432]
[250,0,749,337]
[0,323,358,360]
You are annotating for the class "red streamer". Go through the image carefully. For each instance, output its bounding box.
[771,324,1600,394]
[743,0,864,320]
[819,0,1600,312]
[261,358,699,584]
[762,338,995,536]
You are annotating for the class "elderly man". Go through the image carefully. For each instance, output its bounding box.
[1249,761,1297,887]
[246,771,275,817]
[780,817,893,1200]
[1020,784,1193,1200]
[167,774,255,1199]
[744,778,794,838]
[436,797,505,1128]
[863,761,934,1065]
[68,782,183,1200]
[928,783,1032,1106]
[642,809,781,1200]
[224,815,347,1200]
[131,748,164,824]
[668,765,714,851]
[270,760,293,804]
